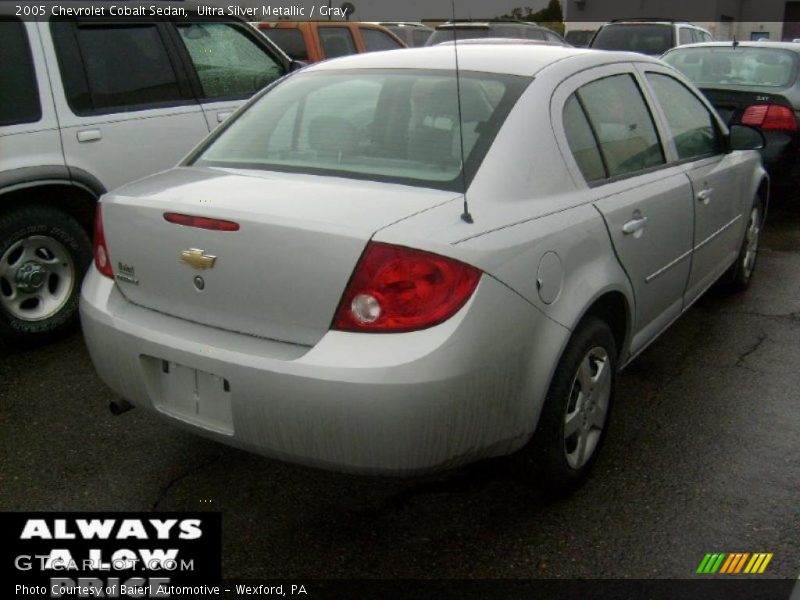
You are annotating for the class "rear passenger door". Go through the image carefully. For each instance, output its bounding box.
[1,19,63,174]
[171,21,287,129]
[555,65,695,355]
[640,67,746,304]
[45,19,209,192]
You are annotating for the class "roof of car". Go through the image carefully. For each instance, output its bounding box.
[305,44,660,77]
[435,38,565,47]
[666,41,800,52]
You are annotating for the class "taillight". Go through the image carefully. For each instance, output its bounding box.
[741,104,798,131]
[332,242,481,333]
[164,213,240,231]
[93,205,113,279]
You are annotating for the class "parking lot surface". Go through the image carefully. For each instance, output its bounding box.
[1,206,799,580]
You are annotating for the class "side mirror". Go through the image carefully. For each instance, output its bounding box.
[729,124,766,151]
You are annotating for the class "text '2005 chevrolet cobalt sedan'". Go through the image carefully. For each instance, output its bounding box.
[81,45,767,491]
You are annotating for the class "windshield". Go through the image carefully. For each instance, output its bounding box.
[664,47,798,88]
[193,69,529,191]
[591,23,674,55]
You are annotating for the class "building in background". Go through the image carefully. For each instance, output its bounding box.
[563,0,797,41]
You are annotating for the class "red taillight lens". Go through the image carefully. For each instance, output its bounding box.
[741,104,798,131]
[332,242,481,333]
[93,205,113,279]
[164,213,240,231]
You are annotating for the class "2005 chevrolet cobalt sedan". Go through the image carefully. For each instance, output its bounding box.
[81,44,767,490]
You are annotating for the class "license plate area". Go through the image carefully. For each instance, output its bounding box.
[141,356,233,435]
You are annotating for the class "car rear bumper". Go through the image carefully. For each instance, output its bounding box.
[80,268,569,475]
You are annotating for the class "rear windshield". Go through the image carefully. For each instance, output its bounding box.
[426,28,489,45]
[663,47,798,88]
[591,23,674,55]
[193,69,529,191]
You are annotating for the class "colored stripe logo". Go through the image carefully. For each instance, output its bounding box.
[697,553,773,574]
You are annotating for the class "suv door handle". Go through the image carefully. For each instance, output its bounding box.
[76,129,102,143]
[697,188,713,203]
[622,215,648,235]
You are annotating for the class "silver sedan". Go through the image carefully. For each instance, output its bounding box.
[81,44,767,491]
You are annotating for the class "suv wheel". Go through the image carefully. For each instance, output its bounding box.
[0,206,91,346]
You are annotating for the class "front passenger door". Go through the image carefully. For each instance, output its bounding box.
[643,70,746,305]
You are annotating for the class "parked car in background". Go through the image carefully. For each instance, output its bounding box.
[379,22,433,47]
[565,29,596,48]
[82,44,766,491]
[663,42,800,193]
[590,20,712,55]
[257,21,405,63]
[426,20,568,46]
[0,14,291,346]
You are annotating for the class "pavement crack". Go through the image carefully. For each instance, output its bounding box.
[736,333,767,368]
[150,452,226,511]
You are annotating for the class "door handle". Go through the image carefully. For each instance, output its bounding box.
[622,216,648,235]
[697,188,713,203]
[216,111,233,123]
[76,129,102,143]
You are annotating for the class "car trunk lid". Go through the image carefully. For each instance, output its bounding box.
[103,166,459,346]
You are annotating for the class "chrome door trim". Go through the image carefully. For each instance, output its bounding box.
[694,213,742,252]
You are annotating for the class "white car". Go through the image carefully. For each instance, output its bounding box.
[0,13,292,346]
[81,44,767,491]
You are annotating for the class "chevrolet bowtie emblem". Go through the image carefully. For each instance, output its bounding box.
[180,248,216,269]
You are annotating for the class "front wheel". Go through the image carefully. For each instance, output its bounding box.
[725,200,762,292]
[518,317,617,493]
[0,206,91,347]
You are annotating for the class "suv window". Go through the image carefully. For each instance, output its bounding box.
[319,27,357,58]
[576,74,665,178]
[360,28,403,52]
[412,29,432,46]
[262,28,308,61]
[646,73,722,160]
[177,23,284,99]
[679,28,693,45]
[51,22,185,114]
[563,94,606,182]
[591,23,674,55]
[0,19,41,126]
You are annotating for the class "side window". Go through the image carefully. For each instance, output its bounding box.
[261,28,308,61]
[563,94,606,182]
[51,22,185,115]
[0,18,41,126]
[577,74,665,178]
[319,27,357,58]
[412,29,432,46]
[678,28,693,45]
[360,28,403,52]
[646,72,722,160]
[177,23,284,100]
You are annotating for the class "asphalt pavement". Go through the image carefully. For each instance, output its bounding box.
[1,204,798,582]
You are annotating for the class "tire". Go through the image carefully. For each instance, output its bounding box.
[519,316,617,493]
[724,198,763,292]
[0,205,92,347]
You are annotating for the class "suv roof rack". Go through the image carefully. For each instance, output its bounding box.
[609,18,681,23]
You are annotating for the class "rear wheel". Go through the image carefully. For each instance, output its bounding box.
[0,206,91,347]
[519,317,617,493]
